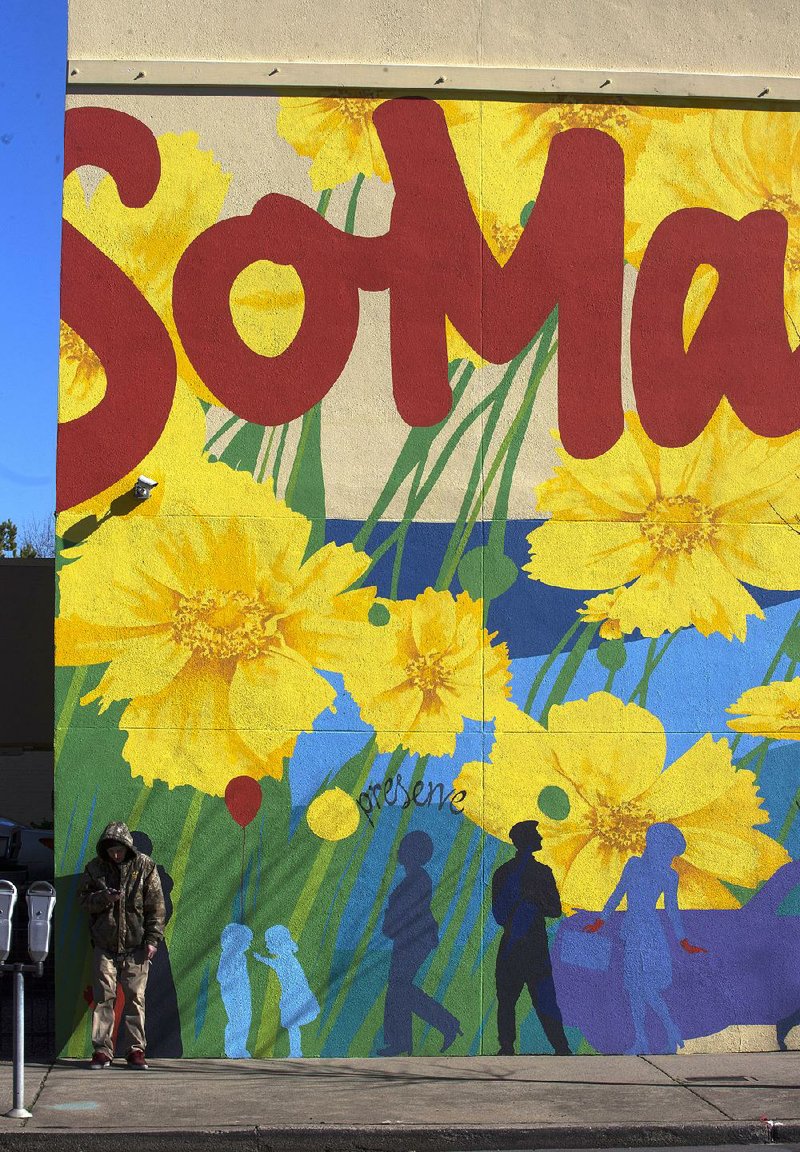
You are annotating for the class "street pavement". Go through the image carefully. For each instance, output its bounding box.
[1,1052,800,1150]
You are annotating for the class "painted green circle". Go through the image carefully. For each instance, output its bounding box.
[537,785,571,822]
[597,638,627,672]
[368,603,391,627]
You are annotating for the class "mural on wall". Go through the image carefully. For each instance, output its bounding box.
[55,94,800,1058]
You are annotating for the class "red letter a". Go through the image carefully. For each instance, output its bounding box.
[632,207,800,445]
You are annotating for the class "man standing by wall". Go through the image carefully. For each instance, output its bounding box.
[492,820,571,1056]
[77,821,165,1069]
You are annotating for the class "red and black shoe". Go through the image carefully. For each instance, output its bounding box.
[90,1051,112,1069]
[126,1048,149,1070]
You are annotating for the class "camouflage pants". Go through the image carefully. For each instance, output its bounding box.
[91,946,150,1056]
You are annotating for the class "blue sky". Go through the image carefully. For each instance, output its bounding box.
[0,0,67,529]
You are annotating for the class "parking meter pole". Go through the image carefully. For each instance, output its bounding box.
[7,968,31,1119]
[1,882,53,1118]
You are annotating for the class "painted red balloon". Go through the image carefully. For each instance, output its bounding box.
[224,777,263,828]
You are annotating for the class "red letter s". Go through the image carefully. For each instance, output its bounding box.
[58,108,176,511]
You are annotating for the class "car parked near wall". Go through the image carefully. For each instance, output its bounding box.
[0,818,54,884]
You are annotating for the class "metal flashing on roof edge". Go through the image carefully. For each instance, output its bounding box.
[66,58,800,103]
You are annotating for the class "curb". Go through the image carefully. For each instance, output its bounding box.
[1,1122,799,1151]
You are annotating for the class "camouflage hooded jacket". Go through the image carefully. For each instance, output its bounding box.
[77,821,166,954]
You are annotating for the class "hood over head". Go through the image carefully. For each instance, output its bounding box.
[97,820,135,861]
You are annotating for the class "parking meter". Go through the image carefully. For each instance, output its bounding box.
[0,881,17,962]
[26,882,55,964]
[2,880,53,1117]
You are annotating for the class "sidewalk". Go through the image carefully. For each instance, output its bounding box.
[1,1053,800,1150]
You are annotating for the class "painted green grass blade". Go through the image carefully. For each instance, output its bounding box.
[216,420,265,473]
[540,621,600,724]
[55,666,87,764]
[272,423,290,487]
[487,312,558,557]
[434,339,539,591]
[284,402,326,557]
[352,361,474,555]
[524,618,582,715]
[436,339,558,592]
[204,413,242,454]
[345,173,365,233]
[164,789,205,948]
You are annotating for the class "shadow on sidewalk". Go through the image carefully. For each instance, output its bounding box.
[50,1053,792,1089]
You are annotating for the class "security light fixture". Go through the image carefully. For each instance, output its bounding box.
[133,475,158,500]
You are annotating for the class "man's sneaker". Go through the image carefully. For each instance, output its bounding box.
[126,1048,148,1070]
[90,1051,112,1069]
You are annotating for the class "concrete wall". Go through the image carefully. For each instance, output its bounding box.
[55,0,800,1060]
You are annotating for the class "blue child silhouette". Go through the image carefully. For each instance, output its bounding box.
[584,822,707,1054]
[253,925,319,1057]
[379,830,461,1056]
[217,922,254,1059]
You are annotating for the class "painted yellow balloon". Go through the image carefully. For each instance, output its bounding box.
[306,787,361,842]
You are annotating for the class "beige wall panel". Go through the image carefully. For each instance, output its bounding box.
[480,0,800,75]
[69,0,799,77]
[68,0,481,67]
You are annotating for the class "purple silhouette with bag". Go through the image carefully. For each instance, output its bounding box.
[553,825,800,1053]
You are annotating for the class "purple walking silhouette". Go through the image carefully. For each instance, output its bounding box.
[379,831,461,1056]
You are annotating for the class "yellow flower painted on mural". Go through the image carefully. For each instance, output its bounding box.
[479,208,525,265]
[445,100,695,236]
[61,131,231,411]
[341,588,510,756]
[579,590,624,640]
[444,319,480,367]
[727,678,800,739]
[525,399,800,640]
[276,96,391,190]
[307,788,361,840]
[56,480,375,795]
[626,109,800,348]
[495,101,655,178]
[455,692,789,910]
